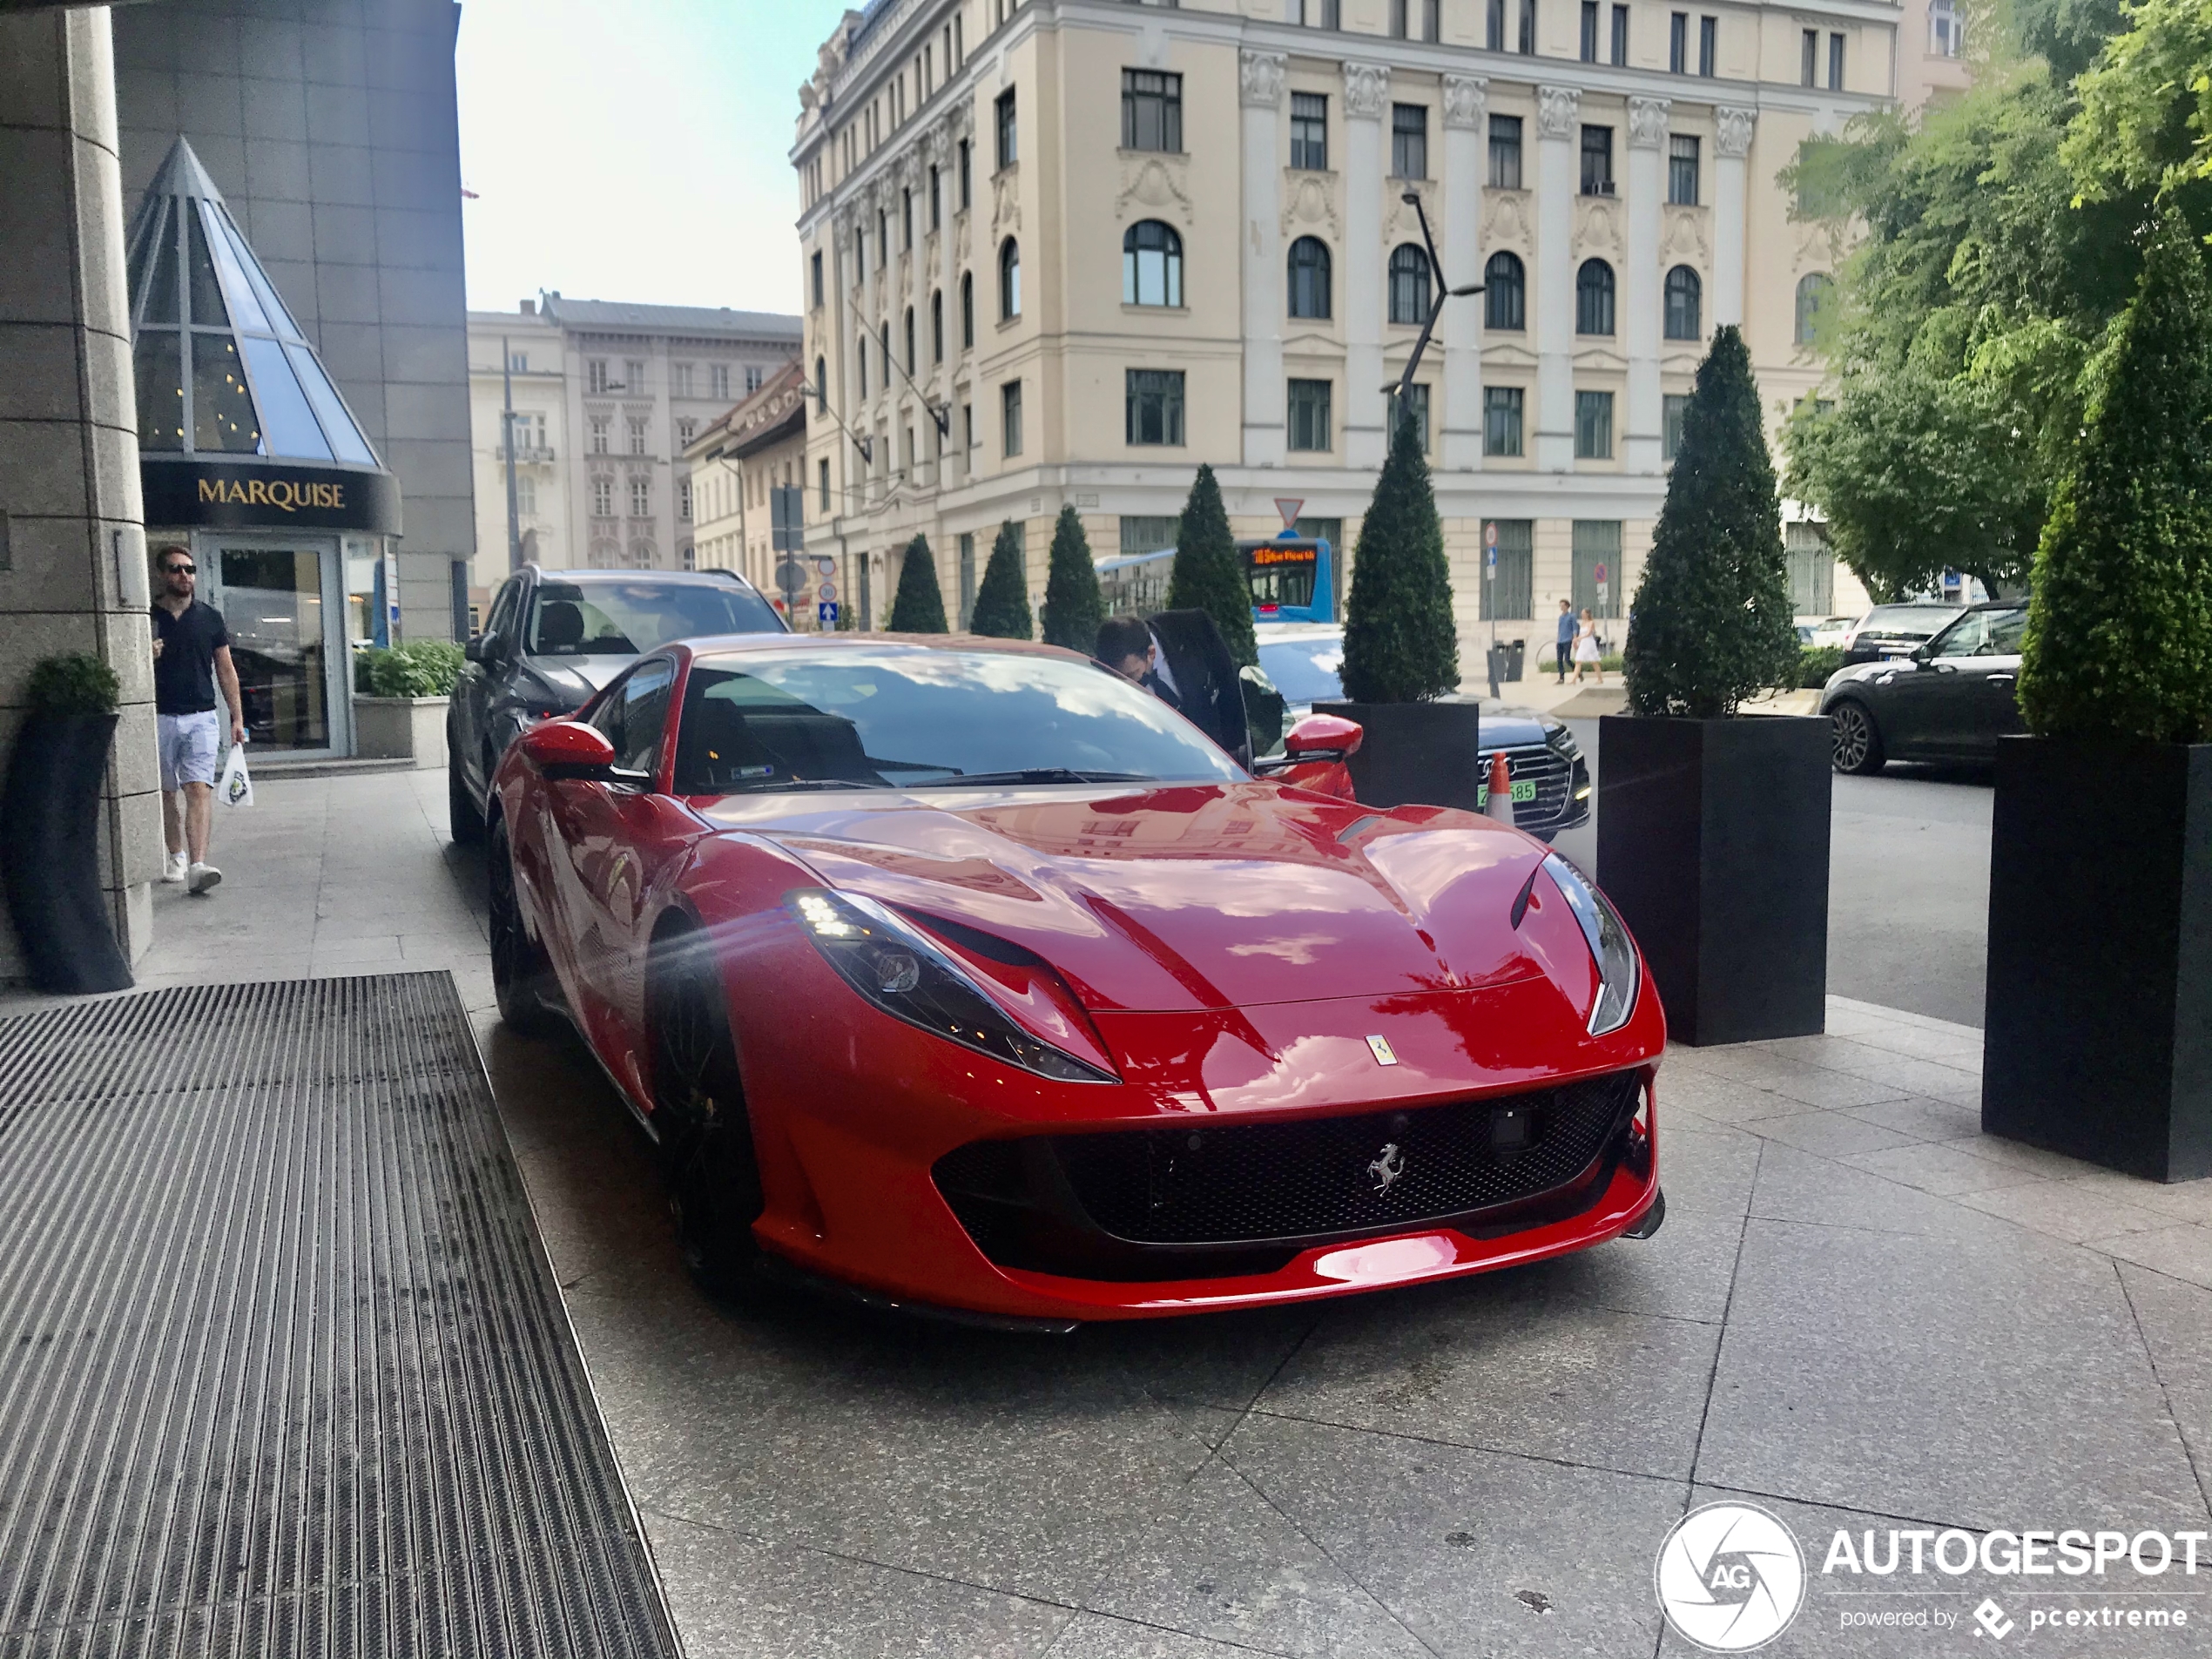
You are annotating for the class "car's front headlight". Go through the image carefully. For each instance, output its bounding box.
[1541,853,1639,1037]
[787,889,1116,1082]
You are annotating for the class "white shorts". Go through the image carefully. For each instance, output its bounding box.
[158,711,220,792]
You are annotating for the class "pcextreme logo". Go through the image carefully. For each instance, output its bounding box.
[1655,1503,1808,1652]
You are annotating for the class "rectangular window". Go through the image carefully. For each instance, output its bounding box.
[671,362,694,398]
[1669,10,1687,71]
[745,365,764,394]
[1519,0,1537,53]
[1125,368,1186,447]
[1120,516,1180,555]
[587,358,610,395]
[677,417,696,446]
[1488,114,1523,189]
[624,358,645,393]
[1669,135,1700,204]
[930,165,941,229]
[508,351,528,372]
[1483,386,1524,456]
[963,401,974,448]
[1480,519,1534,621]
[1581,125,1614,195]
[1662,393,1689,462]
[1802,28,1817,85]
[1786,521,1836,613]
[812,250,824,307]
[957,531,976,626]
[995,88,1016,170]
[1611,3,1629,63]
[819,458,830,513]
[1487,0,1506,49]
[1121,69,1182,152]
[1001,379,1022,456]
[630,476,651,517]
[1390,0,1406,36]
[591,476,612,517]
[711,364,732,400]
[590,416,610,455]
[1828,31,1845,89]
[1573,519,1622,617]
[959,138,972,206]
[1580,0,1598,62]
[516,475,536,516]
[678,479,692,521]
[1574,389,1615,459]
[901,188,914,248]
[1291,92,1328,171]
[1287,378,1332,452]
[1386,383,1431,452]
[1419,0,1440,39]
[1698,15,1716,74]
[628,418,648,455]
[1391,105,1428,180]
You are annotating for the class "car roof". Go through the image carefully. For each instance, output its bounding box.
[682,631,1094,664]
[531,567,762,588]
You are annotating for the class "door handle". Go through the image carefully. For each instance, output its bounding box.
[1987,674,2015,685]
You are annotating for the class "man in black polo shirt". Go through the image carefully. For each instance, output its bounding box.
[151,545,245,895]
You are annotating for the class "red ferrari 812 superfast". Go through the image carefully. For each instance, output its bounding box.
[487,634,1665,1328]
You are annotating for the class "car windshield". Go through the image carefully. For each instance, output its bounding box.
[671,647,1247,794]
[526,579,780,658]
[1861,605,1960,637]
[1931,607,2027,658]
[1257,637,1345,704]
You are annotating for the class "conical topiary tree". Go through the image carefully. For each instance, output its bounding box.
[1339,408,1458,702]
[1040,505,1105,652]
[887,533,948,632]
[1622,325,1798,718]
[968,519,1033,638]
[2019,210,2212,744]
[1164,463,1257,668]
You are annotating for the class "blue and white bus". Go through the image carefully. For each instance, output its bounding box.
[1095,532,1336,624]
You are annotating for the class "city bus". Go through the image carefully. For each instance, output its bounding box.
[1095,532,1336,624]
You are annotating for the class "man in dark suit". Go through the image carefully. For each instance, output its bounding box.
[1096,614,1182,711]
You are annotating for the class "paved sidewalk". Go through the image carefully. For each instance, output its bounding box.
[24,770,2212,1657]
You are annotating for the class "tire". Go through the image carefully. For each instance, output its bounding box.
[1828,698,1887,776]
[448,746,485,846]
[488,817,563,1036]
[649,928,767,1301]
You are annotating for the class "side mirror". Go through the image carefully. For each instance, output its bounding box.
[519,718,616,780]
[1285,712,1364,759]
[462,635,488,664]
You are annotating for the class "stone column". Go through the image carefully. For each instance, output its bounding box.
[1239,49,1287,469]
[1440,73,1487,472]
[0,5,159,975]
[1342,61,1390,469]
[833,202,860,517]
[903,148,930,490]
[1714,107,1755,329]
[1533,84,1579,472]
[1623,96,1669,475]
[937,114,962,488]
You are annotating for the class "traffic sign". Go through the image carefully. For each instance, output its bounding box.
[1597,581,1610,604]
[1595,561,1608,583]
[815,556,836,576]
[775,557,806,594]
[1273,496,1305,530]
[818,601,840,624]
[818,581,837,603]
[1485,522,1499,548]
[1486,546,1497,579]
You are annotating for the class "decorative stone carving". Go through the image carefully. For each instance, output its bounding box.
[1716,106,1756,158]
[1117,154,1195,226]
[992,166,1021,237]
[1662,204,1710,263]
[1384,179,1434,247]
[1575,196,1622,254]
[1536,85,1580,140]
[1481,189,1530,246]
[1278,171,1342,241]
[1442,74,1488,130]
[1628,97,1670,149]
[1342,62,1390,120]
[1239,49,1286,109]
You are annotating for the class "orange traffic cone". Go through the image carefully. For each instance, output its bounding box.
[1485,750,1516,826]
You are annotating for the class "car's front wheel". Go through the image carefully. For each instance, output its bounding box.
[489,817,563,1035]
[648,928,766,1301]
[1829,699,1886,775]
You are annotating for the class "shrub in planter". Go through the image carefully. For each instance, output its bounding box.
[1312,412,1483,809]
[1040,506,1105,652]
[356,639,463,698]
[3,652,132,993]
[1165,465,1257,670]
[1986,210,2212,1180]
[887,534,948,633]
[968,520,1033,639]
[1599,326,1828,1045]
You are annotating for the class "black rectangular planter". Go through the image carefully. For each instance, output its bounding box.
[1982,737,2212,1182]
[1595,715,1831,1046]
[1312,699,1483,813]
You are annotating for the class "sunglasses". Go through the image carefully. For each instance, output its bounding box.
[164,563,196,575]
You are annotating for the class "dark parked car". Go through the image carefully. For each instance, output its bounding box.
[1255,625,1592,839]
[1838,603,1965,665]
[1821,602,2027,774]
[448,566,784,841]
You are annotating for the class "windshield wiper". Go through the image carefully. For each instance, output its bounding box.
[725,778,883,793]
[922,768,1157,787]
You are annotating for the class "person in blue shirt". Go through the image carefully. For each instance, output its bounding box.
[1554,599,1575,684]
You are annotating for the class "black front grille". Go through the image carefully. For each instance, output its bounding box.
[934,1069,1642,1280]
[1494,743,1586,832]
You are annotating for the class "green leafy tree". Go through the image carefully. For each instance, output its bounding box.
[1164,463,1257,668]
[2020,211,2212,743]
[1623,327,1799,718]
[2063,0,2211,193]
[887,533,948,632]
[1039,505,1104,651]
[1339,410,1458,703]
[968,519,1033,638]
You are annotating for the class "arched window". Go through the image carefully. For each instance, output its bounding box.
[1796,272,1833,345]
[961,272,974,347]
[1123,219,1184,307]
[930,290,943,362]
[1388,244,1431,325]
[813,354,826,414]
[1576,258,1615,335]
[904,306,916,373]
[1484,251,1525,330]
[1663,266,1702,341]
[999,237,1021,320]
[1287,236,1332,319]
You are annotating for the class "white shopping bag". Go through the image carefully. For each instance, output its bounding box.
[217,739,253,808]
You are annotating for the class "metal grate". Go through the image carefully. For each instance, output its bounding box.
[0,974,678,1659]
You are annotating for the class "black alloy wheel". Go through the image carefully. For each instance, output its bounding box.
[448,745,484,846]
[488,817,563,1035]
[1829,699,1887,776]
[650,930,767,1301]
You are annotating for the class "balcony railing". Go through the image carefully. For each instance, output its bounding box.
[503,444,556,464]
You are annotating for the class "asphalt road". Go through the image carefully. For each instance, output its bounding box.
[1552,719,1993,1029]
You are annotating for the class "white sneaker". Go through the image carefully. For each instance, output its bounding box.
[163,852,188,884]
[186,861,222,895]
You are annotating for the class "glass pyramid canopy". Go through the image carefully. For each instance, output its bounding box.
[126,137,381,468]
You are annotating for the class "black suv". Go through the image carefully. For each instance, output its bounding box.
[447,566,784,842]
[1838,603,1965,665]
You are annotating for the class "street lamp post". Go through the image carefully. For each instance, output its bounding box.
[501,334,522,576]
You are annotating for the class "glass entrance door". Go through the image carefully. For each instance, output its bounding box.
[202,539,339,752]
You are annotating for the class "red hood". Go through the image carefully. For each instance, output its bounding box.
[698,782,1558,1013]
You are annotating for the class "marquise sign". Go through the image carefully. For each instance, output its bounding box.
[141,459,402,535]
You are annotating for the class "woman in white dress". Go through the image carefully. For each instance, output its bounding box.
[1573,607,1604,685]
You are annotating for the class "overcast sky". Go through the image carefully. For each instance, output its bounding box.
[455,0,853,319]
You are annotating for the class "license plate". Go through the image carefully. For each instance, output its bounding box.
[1479,779,1539,806]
